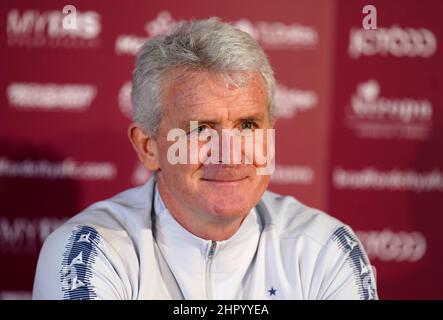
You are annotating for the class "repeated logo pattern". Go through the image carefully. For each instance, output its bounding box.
[332,226,377,300]
[60,226,100,300]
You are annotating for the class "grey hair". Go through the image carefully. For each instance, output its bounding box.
[131,17,276,136]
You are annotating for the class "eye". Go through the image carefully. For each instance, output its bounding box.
[188,124,209,137]
[197,125,209,134]
[241,120,256,130]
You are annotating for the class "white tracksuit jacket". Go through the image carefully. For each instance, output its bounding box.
[32,176,378,300]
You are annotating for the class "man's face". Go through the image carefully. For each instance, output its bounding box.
[155,69,274,224]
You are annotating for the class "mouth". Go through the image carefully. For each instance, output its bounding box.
[200,165,252,185]
[201,176,248,183]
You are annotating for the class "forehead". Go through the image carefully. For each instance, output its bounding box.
[161,69,268,119]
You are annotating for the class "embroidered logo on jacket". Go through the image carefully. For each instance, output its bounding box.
[268,287,277,296]
[332,226,377,300]
[60,226,100,299]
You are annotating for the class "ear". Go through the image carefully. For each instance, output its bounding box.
[128,122,160,171]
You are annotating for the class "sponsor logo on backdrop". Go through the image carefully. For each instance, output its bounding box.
[345,79,433,140]
[7,8,101,48]
[0,157,117,181]
[270,164,314,185]
[115,11,177,55]
[234,19,318,49]
[275,84,318,119]
[357,229,427,262]
[0,216,66,254]
[348,26,437,58]
[333,167,443,192]
[7,83,96,111]
[115,11,318,56]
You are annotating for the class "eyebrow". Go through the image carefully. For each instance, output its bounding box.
[177,119,217,130]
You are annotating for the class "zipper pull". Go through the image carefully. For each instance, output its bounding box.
[208,241,217,259]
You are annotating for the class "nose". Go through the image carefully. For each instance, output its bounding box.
[219,130,242,164]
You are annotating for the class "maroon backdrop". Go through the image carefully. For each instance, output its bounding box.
[1,0,442,299]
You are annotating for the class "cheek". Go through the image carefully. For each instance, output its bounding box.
[156,137,211,182]
[247,175,270,202]
[257,175,271,191]
[157,143,201,187]
[159,161,199,183]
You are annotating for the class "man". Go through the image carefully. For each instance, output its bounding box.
[32,18,378,300]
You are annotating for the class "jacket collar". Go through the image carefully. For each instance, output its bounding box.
[153,182,262,271]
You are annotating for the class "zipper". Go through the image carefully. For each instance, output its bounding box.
[206,240,217,299]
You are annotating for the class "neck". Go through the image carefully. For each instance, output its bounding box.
[156,179,247,241]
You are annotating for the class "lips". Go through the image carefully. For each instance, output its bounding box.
[200,164,251,182]
[201,176,248,183]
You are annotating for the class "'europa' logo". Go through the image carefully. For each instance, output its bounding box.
[345,79,433,140]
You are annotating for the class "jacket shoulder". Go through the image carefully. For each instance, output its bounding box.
[62,182,152,238]
[259,190,345,246]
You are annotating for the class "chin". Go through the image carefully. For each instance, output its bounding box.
[204,194,254,220]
